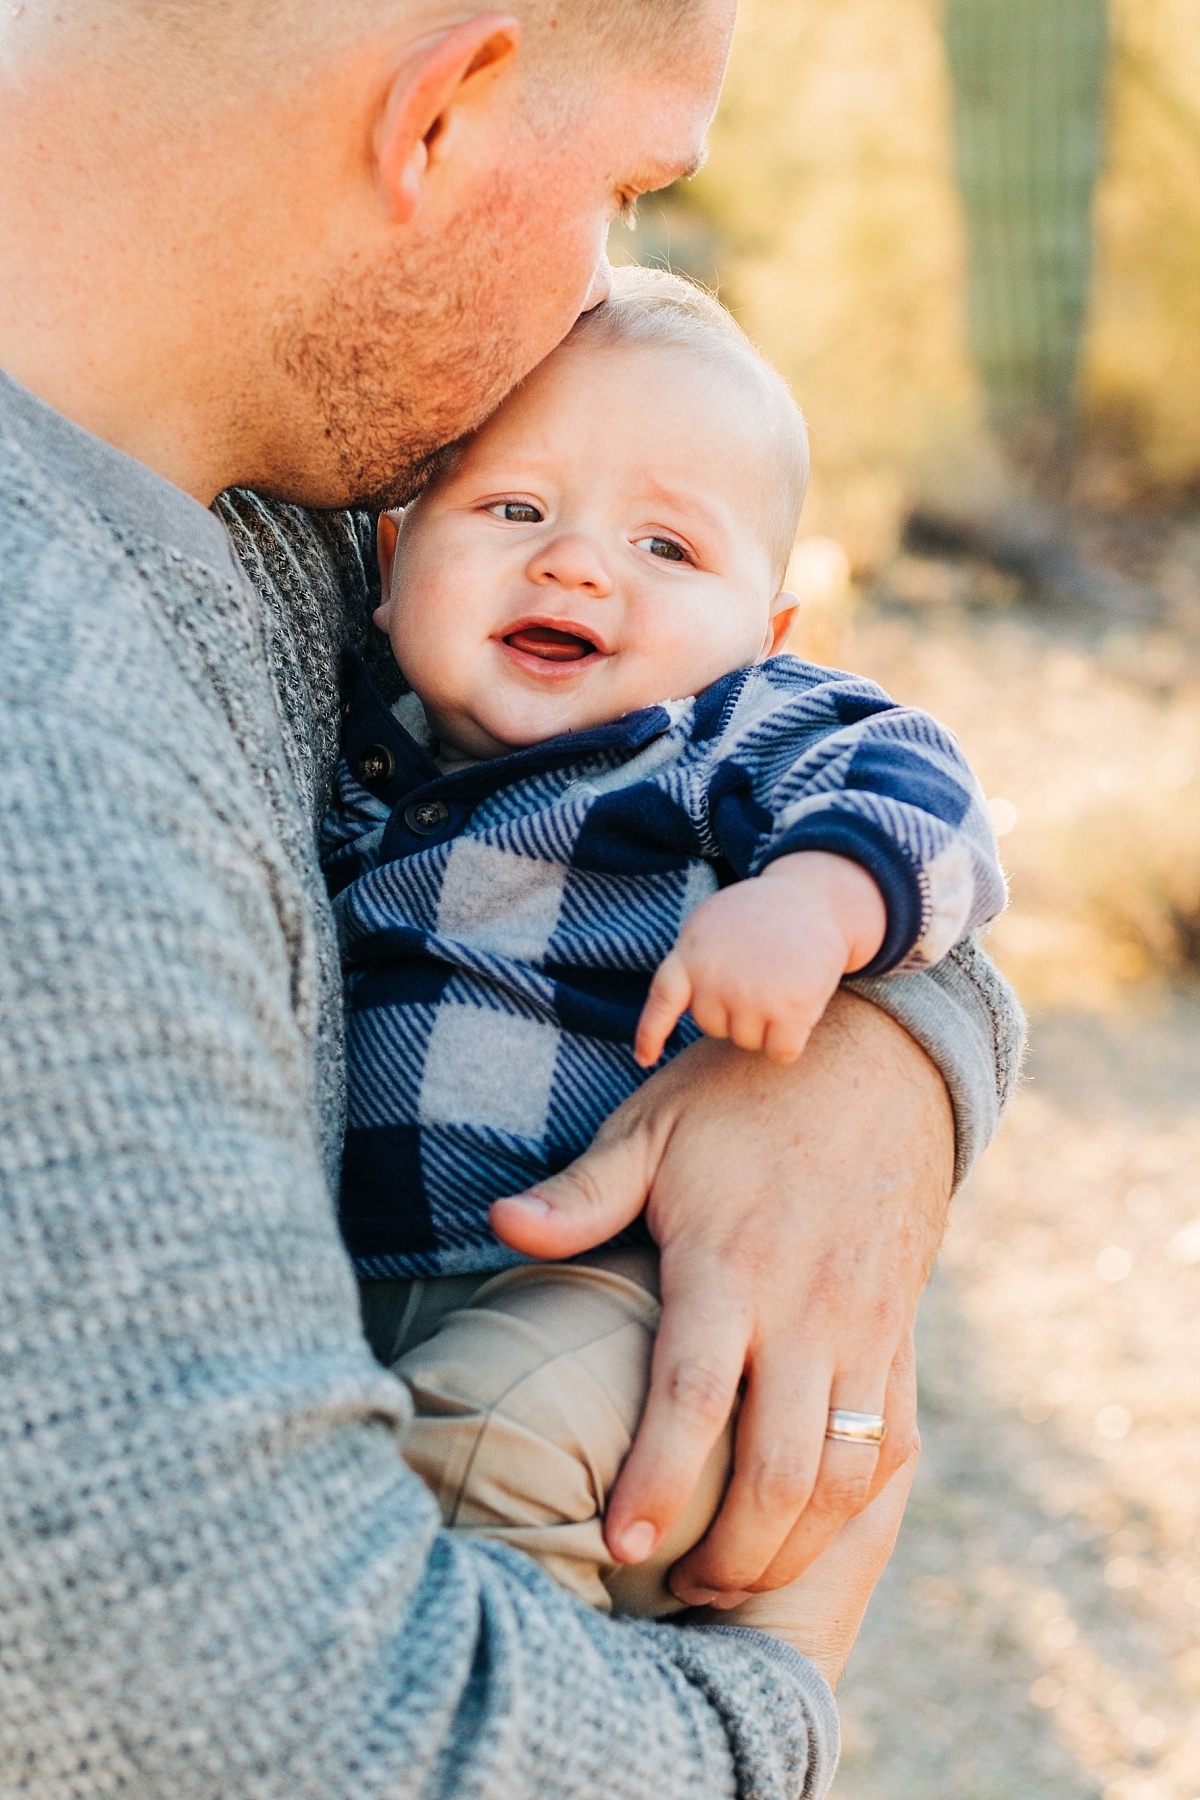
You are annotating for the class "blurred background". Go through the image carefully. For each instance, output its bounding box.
[611,3,1200,1795]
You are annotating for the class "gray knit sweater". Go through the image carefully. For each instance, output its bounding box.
[0,367,1022,1800]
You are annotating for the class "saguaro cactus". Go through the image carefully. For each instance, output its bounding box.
[944,0,1109,473]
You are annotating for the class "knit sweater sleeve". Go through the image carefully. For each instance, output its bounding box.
[0,459,838,1798]
[849,933,1025,1188]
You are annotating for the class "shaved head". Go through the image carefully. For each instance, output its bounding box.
[4,0,708,79]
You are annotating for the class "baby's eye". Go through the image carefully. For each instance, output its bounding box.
[488,500,543,523]
[635,535,691,564]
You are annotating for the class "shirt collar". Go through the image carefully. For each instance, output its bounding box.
[339,646,675,808]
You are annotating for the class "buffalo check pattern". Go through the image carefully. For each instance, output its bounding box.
[322,649,1005,1278]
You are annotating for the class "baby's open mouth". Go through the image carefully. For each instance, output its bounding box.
[502,624,600,663]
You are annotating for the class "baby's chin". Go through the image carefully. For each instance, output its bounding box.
[462,680,635,755]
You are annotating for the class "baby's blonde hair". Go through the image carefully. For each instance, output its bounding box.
[566,265,809,587]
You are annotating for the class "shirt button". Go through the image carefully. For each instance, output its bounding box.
[356,744,395,784]
[404,799,451,835]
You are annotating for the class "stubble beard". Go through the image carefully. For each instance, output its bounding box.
[269,183,554,512]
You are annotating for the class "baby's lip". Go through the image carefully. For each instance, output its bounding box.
[496,616,610,665]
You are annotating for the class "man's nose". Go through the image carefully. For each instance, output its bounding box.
[580,253,613,314]
[527,533,614,597]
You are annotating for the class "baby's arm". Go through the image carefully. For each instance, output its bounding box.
[634,851,887,1067]
[636,660,1007,1068]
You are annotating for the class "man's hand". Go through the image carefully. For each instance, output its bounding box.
[633,851,887,1069]
[489,990,952,1603]
[694,1442,919,1687]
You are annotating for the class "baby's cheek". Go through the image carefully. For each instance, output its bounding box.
[643,606,763,701]
[387,604,444,697]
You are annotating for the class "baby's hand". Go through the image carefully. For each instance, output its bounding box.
[634,851,887,1068]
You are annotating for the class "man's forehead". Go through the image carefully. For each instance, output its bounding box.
[595,0,730,185]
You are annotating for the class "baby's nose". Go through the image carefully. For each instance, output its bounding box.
[528,534,613,596]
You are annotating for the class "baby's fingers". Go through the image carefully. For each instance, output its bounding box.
[763,1016,814,1065]
[728,1007,770,1054]
[634,951,693,1067]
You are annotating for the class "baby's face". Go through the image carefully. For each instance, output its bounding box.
[375,340,797,758]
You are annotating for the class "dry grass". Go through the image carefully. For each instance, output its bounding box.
[835,1001,1200,1799]
[643,0,1200,559]
[694,0,987,568]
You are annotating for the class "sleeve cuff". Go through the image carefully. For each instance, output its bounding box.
[756,814,924,977]
[696,1626,841,1797]
[848,936,1026,1188]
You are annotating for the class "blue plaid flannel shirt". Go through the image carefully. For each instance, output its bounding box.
[322,648,1005,1278]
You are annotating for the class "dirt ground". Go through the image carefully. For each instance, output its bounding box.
[833,1003,1200,1800]
[823,571,1200,1800]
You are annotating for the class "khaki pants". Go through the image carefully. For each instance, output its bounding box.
[360,1248,732,1616]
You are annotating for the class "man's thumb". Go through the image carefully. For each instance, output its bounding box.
[489,1128,653,1259]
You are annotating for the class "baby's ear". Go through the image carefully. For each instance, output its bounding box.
[762,590,800,658]
[375,511,403,627]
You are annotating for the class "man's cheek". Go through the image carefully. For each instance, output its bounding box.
[509,189,608,311]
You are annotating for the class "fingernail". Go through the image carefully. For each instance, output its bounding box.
[500,1193,550,1216]
[615,1520,658,1562]
[670,1583,720,1607]
[706,1590,752,1610]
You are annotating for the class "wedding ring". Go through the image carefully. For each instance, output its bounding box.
[826,1409,887,1446]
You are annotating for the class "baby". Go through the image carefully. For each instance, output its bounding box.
[323,265,1004,1615]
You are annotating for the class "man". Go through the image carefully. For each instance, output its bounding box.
[0,2,1022,1795]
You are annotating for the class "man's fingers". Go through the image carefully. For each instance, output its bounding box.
[634,953,692,1068]
[667,1358,832,1603]
[863,1331,918,1504]
[742,1336,917,1590]
[746,1437,884,1591]
[603,1289,745,1566]
[669,1345,896,1600]
[690,1442,920,1688]
[489,1120,655,1260]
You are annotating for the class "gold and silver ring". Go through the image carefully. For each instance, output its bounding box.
[826,1409,887,1446]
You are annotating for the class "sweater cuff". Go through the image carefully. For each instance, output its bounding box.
[756,813,923,977]
[697,1627,841,1797]
[847,935,1026,1188]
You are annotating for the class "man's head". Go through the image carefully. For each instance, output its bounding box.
[374,266,807,759]
[0,0,735,505]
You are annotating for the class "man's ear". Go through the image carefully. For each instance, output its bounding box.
[762,590,800,658]
[375,511,403,627]
[377,14,521,225]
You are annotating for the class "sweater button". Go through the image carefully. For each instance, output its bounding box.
[356,744,395,784]
[404,799,451,835]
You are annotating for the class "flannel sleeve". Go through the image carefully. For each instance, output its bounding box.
[702,658,1007,976]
